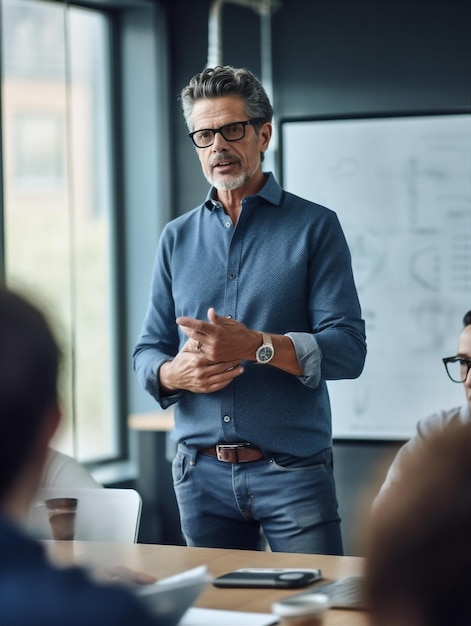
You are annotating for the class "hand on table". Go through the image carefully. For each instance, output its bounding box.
[92,565,157,587]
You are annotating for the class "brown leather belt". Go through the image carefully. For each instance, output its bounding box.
[199,443,264,463]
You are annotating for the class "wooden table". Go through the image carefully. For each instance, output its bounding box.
[45,541,368,626]
[128,409,175,432]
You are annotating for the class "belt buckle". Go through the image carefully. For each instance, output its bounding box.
[216,443,251,462]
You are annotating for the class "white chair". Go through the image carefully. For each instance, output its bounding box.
[25,487,142,543]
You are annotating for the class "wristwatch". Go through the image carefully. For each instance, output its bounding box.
[255,333,274,364]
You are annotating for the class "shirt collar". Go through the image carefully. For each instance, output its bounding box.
[203,172,283,211]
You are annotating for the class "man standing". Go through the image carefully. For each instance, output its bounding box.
[134,65,366,554]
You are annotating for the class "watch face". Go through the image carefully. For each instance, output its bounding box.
[258,345,274,362]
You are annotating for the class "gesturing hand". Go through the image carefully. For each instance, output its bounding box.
[159,336,245,395]
[177,307,260,363]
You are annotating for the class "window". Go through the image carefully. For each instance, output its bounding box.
[1,0,119,462]
[14,111,65,189]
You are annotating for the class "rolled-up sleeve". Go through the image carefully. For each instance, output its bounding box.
[285,332,322,389]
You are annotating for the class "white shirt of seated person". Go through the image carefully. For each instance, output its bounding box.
[40,448,102,490]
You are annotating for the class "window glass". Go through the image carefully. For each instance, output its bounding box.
[1,0,118,462]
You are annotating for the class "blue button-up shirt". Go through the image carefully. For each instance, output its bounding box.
[133,173,366,456]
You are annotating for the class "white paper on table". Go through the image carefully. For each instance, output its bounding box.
[179,606,278,626]
[134,565,211,626]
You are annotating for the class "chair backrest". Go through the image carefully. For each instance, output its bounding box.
[25,487,142,543]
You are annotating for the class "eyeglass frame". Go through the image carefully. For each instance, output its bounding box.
[442,356,471,383]
[188,118,267,148]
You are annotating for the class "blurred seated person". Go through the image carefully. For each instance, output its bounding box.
[365,418,471,626]
[0,285,160,625]
[375,310,471,504]
[41,448,102,490]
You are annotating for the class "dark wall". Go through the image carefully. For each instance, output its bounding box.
[271,0,469,117]
[165,0,470,215]
[153,0,470,555]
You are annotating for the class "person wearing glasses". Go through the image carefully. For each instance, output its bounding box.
[375,310,471,504]
[134,66,366,554]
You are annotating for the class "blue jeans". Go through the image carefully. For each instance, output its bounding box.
[172,444,343,555]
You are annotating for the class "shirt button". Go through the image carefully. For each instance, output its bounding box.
[226,314,232,319]
[224,221,231,228]
[223,415,231,423]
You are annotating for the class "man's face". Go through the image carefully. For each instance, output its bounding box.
[191,95,271,192]
[457,325,471,410]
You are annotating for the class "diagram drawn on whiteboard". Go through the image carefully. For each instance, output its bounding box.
[280,111,471,439]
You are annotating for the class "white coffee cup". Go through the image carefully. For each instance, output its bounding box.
[272,593,330,626]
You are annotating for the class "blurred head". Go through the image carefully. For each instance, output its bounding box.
[0,286,61,503]
[365,420,471,626]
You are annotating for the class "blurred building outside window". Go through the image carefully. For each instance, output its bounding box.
[1,0,118,463]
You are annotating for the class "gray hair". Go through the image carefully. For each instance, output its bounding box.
[180,65,273,131]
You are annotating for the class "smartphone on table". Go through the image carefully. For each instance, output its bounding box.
[213,568,322,589]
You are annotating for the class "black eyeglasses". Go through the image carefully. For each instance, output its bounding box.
[442,356,471,383]
[188,118,266,148]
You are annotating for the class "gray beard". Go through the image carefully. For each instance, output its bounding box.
[205,171,247,191]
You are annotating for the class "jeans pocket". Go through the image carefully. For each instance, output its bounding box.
[172,451,191,486]
[270,449,330,473]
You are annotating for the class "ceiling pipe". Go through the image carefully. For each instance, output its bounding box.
[207,0,281,69]
[207,0,225,69]
[207,0,281,172]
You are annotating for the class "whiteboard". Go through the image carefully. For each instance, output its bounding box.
[280,112,471,439]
